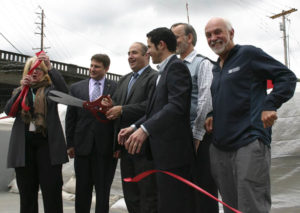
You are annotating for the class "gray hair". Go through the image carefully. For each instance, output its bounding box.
[223,18,233,31]
[171,23,197,46]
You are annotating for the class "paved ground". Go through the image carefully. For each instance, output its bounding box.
[0,162,128,213]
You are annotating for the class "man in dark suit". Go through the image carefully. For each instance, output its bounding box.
[105,42,158,213]
[65,54,117,213]
[118,28,195,213]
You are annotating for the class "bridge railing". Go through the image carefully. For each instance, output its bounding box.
[0,49,122,81]
[0,50,28,63]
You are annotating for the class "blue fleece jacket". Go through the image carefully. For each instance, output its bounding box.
[211,45,297,150]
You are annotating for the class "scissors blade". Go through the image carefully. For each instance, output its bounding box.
[48,90,84,108]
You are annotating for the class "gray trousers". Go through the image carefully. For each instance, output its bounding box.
[210,139,271,213]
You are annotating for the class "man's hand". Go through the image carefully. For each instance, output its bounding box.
[261,110,277,128]
[205,117,213,133]
[67,147,75,158]
[101,95,113,107]
[124,128,148,155]
[106,105,122,120]
[118,126,135,145]
[100,94,113,113]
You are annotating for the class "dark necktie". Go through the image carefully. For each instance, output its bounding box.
[127,72,139,96]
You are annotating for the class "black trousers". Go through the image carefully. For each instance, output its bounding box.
[193,133,219,213]
[74,150,117,213]
[15,133,63,213]
[120,149,158,213]
[156,165,195,213]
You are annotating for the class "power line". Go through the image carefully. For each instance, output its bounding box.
[44,19,73,60]
[44,36,70,62]
[46,16,123,56]
[267,0,294,11]
[0,32,23,54]
[0,2,35,52]
[230,0,281,37]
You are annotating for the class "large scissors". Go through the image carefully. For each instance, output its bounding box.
[48,90,112,123]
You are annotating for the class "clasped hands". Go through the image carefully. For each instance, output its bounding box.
[101,96,148,155]
[100,95,121,120]
[118,127,148,154]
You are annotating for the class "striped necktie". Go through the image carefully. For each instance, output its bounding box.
[91,81,101,101]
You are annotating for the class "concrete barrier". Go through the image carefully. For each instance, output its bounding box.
[0,116,14,191]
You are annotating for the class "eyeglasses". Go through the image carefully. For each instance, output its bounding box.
[34,68,44,72]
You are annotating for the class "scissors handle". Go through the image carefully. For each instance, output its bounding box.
[83,95,112,123]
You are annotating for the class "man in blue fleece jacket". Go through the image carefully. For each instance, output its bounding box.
[204,17,297,213]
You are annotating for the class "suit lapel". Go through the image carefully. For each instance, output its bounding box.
[102,78,111,95]
[121,75,131,104]
[126,67,150,103]
[147,87,157,113]
[147,56,176,112]
[82,79,90,101]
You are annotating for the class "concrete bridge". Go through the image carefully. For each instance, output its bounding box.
[0,49,122,111]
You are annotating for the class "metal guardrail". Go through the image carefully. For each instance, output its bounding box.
[0,49,121,81]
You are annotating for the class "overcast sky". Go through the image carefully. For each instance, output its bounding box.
[1,0,299,77]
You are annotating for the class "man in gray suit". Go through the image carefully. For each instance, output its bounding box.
[106,42,158,213]
[66,54,117,213]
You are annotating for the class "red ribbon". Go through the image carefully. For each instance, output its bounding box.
[124,170,242,213]
[3,51,44,118]
[267,80,273,89]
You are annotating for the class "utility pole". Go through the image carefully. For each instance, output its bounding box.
[270,8,297,67]
[40,9,44,51]
[34,7,49,51]
[186,1,190,24]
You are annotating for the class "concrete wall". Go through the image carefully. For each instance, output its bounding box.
[0,118,14,191]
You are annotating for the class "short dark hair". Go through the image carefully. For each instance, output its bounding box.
[91,54,110,68]
[146,27,177,52]
[171,23,197,46]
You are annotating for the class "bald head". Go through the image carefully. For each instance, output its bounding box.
[205,17,235,58]
[205,17,233,32]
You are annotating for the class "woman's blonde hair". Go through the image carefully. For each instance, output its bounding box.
[21,56,51,84]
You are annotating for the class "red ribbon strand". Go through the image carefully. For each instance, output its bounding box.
[124,170,242,213]
[267,80,273,89]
